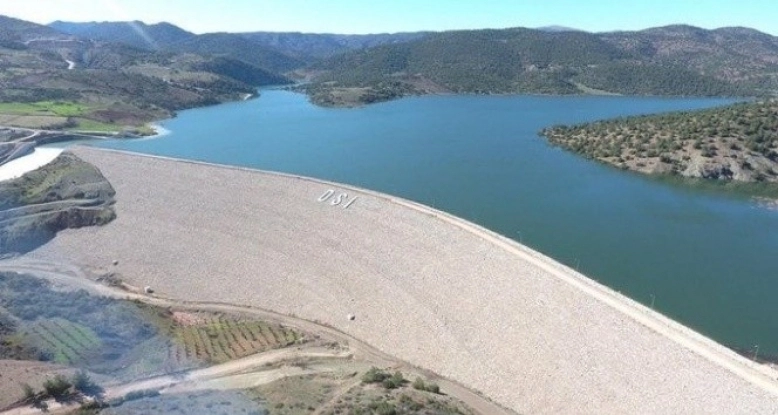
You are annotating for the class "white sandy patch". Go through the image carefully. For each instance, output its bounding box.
[150,124,171,137]
[129,124,171,141]
[0,147,63,181]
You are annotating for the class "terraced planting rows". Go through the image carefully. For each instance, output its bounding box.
[167,313,301,364]
[21,317,101,364]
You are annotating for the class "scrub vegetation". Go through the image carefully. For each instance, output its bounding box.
[541,100,778,196]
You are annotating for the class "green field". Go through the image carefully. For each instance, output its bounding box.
[21,318,102,364]
[0,101,148,133]
[169,314,300,364]
[67,118,122,133]
[0,101,91,117]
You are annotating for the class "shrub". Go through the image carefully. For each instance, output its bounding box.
[362,367,390,384]
[410,376,441,394]
[375,402,397,415]
[123,389,160,401]
[412,377,426,391]
[72,370,102,396]
[363,367,406,389]
[20,383,36,402]
[43,374,72,400]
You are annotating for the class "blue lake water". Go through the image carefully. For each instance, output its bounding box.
[94,90,778,354]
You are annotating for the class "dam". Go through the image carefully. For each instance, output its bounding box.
[24,146,778,414]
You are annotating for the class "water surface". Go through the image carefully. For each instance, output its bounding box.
[96,91,778,355]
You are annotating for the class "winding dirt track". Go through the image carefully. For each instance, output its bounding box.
[0,345,345,415]
[18,146,778,414]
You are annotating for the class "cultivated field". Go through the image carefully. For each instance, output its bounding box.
[25,146,778,414]
[20,318,101,364]
[167,312,301,365]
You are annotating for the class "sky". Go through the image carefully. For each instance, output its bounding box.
[1,0,777,35]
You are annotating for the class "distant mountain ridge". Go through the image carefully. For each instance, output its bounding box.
[301,24,778,105]
[536,25,583,32]
[49,20,195,50]
[48,20,428,70]
[239,31,430,60]
[13,16,778,110]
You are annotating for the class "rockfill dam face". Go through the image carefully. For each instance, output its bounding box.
[25,146,778,415]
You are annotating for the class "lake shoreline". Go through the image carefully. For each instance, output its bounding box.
[36,91,778,358]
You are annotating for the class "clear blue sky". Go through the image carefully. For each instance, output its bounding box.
[2,0,777,35]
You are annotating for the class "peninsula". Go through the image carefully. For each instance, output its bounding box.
[540,100,778,198]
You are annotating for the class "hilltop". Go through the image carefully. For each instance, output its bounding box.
[302,25,778,106]
[49,20,425,69]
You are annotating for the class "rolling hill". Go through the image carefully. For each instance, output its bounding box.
[239,31,429,61]
[23,17,778,112]
[0,15,290,132]
[49,20,428,70]
[49,20,196,50]
[49,20,305,74]
[303,25,778,106]
[167,32,305,73]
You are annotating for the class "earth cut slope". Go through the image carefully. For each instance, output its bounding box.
[24,146,778,415]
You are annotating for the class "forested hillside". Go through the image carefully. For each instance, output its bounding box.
[304,25,778,106]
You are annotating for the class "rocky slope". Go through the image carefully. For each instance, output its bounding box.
[0,152,116,254]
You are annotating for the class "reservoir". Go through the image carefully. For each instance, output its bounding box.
[95,90,778,355]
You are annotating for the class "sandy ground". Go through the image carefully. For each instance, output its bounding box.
[0,360,72,409]
[0,147,62,181]
[21,146,778,414]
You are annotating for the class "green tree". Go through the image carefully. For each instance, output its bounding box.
[43,374,72,400]
[72,370,102,397]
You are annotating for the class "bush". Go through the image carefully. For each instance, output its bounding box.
[43,374,72,400]
[410,377,441,394]
[20,383,36,402]
[362,367,390,384]
[362,367,407,389]
[72,370,102,396]
[381,371,406,389]
[412,377,426,391]
[375,401,397,415]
